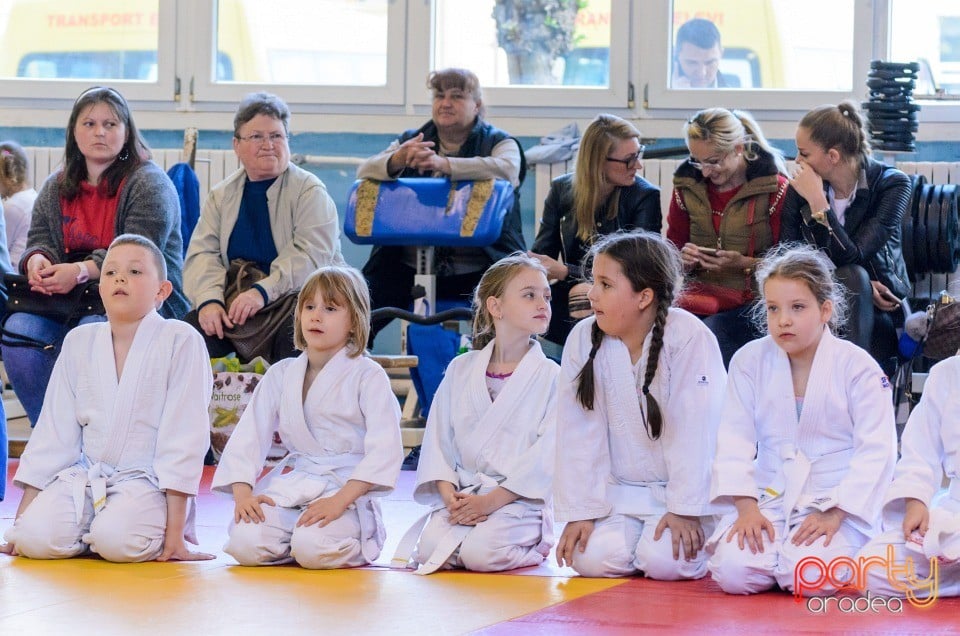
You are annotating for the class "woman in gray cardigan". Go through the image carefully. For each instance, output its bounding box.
[1,86,186,426]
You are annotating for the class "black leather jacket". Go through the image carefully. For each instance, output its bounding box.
[531,173,661,279]
[780,158,912,298]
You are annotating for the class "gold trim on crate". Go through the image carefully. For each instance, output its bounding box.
[461,179,494,238]
[353,179,381,237]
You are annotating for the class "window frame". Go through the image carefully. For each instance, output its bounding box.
[0,0,176,103]
[1,1,960,127]
[406,0,634,111]
[640,1,876,114]
[185,0,407,107]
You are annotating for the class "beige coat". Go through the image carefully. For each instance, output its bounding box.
[184,163,344,307]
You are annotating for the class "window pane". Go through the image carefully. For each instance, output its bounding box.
[0,0,159,81]
[434,0,611,87]
[890,0,960,96]
[670,0,853,90]
[214,0,388,85]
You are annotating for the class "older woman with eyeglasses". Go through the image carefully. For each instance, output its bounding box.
[529,113,661,345]
[667,107,789,366]
[357,68,526,347]
[183,92,344,363]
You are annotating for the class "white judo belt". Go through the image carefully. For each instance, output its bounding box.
[391,473,501,575]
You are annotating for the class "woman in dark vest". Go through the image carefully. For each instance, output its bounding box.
[357,68,526,345]
[668,107,789,367]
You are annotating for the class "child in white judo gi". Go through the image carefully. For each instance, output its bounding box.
[859,354,960,599]
[707,244,897,595]
[1,234,214,562]
[393,253,559,574]
[212,265,403,569]
[555,231,727,580]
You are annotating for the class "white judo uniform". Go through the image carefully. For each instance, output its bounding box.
[4,311,213,562]
[860,355,960,599]
[212,348,403,569]
[708,331,897,595]
[554,311,726,580]
[396,340,559,574]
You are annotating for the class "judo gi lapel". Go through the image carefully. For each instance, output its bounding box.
[598,334,646,433]
[779,329,837,524]
[795,329,838,447]
[278,348,349,453]
[99,310,164,466]
[461,340,546,456]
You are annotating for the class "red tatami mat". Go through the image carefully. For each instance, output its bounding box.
[475,575,960,635]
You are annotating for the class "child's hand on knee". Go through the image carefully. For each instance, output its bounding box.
[791,508,846,547]
[297,496,349,528]
[447,493,490,526]
[655,512,704,561]
[902,498,930,539]
[728,498,776,554]
[556,520,594,568]
[234,494,276,524]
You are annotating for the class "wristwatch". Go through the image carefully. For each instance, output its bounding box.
[75,261,90,284]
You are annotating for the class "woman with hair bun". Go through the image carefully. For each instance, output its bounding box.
[781,100,912,375]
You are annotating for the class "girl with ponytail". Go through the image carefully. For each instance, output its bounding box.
[555,230,726,581]
[398,253,559,574]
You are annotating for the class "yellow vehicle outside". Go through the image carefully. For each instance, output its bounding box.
[0,0,254,82]
[673,0,785,89]
[563,0,785,89]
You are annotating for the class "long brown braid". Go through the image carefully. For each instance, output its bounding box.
[640,298,670,439]
[575,319,606,410]
[574,231,683,440]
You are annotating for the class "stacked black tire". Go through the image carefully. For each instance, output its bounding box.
[864,61,921,153]
[902,174,960,281]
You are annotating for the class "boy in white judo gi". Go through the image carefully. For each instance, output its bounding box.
[555,231,727,580]
[1,234,214,562]
[212,265,403,569]
[860,354,960,599]
[708,245,897,595]
[394,253,558,574]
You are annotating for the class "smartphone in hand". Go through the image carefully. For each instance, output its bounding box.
[698,246,718,256]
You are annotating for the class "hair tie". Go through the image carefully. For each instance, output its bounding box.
[840,108,850,117]
[641,385,650,395]
[0,150,10,157]
[588,347,598,361]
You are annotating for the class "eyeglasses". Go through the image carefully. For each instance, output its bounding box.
[605,146,645,167]
[688,151,729,171]
[236,132,287,145]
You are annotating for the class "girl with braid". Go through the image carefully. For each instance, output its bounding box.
[554,231,726,580]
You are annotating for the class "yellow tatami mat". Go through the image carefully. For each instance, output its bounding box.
[0,558,621,635]
[1,467,621,635]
